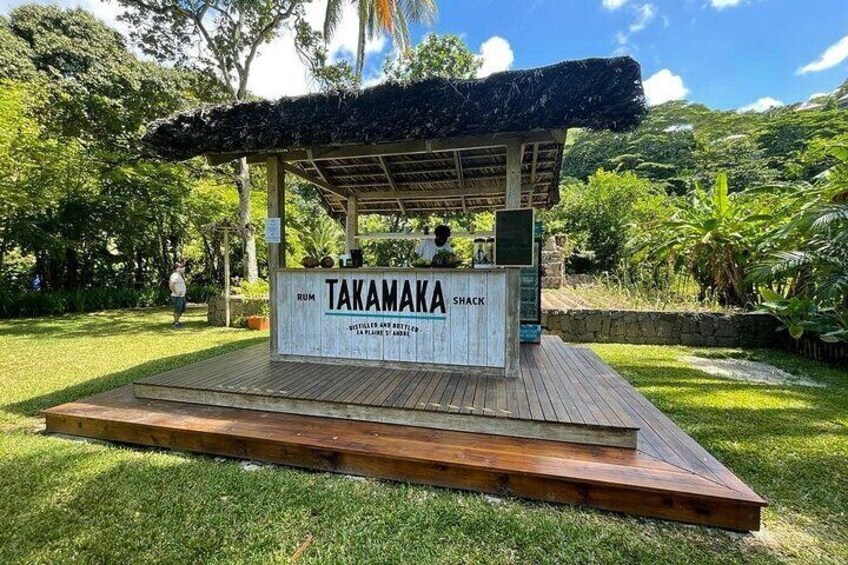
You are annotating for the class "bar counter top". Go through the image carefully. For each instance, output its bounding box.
[277,267,514,274]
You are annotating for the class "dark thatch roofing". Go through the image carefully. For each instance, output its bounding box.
[143,57,646,162]
[142,57,645,216]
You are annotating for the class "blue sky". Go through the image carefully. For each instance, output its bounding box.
[415,0,848,111]
[3,0,847,111]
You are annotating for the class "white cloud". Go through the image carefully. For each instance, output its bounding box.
[738,97,783,113]
[612,3,657,55]
[477,36,514,78]
[602,0,630,10]
[250,0,386,98]
[709,0,743,9]
[629,3,656,33]
[643,69,689,106]
[798,35,848,74]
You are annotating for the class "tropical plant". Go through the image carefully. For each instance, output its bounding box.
[542,171,669,273]
[297,215,344,260]
[649,172,769,306]
[324,0,437,79]
[751,144,848,341]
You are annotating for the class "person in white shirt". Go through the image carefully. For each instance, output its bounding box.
[416,225,453,262]
[168,262,187,328]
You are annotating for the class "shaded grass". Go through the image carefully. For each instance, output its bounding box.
[0,307,845,563]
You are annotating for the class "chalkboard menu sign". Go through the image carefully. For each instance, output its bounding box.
[494,209,535,267]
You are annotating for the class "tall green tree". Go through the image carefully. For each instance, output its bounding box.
[115,0,308,282]
[0,5,205,291]
[383,33,479,81]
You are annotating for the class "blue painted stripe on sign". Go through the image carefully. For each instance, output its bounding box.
[325,312,446,321]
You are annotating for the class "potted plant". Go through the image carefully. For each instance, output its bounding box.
[246,301,270,331]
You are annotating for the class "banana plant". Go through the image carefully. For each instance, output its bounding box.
[651,172,769,306]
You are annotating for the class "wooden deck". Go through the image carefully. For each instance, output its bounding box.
[43,337,766,530]
[134,337,639,448]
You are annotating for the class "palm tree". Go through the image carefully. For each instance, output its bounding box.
[324,0,437,80]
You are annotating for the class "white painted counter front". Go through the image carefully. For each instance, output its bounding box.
[274,268,519,376]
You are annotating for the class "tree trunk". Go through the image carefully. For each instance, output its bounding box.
[236,157,258,282]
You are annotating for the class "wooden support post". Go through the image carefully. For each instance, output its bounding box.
[505,142,523,210]
[223,228,231,328]
[345,194,358,253]
[504,141,524,378]
[267,156,285,358]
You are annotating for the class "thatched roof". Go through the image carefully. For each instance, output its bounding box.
[144,57,645,161]
[143,57,645,215]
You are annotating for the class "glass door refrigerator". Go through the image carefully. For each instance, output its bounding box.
[519,222,543,344]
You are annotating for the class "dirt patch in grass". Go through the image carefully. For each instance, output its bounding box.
[683,355,825,387]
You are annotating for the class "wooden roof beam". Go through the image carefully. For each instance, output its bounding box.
[356,184,535,202]
[281,163,351,200]
[376,155,405,213]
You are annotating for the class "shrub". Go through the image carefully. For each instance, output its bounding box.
[541,171,669,272]
[0,287,170,318]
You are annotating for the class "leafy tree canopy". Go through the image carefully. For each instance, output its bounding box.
[384,33,480,82]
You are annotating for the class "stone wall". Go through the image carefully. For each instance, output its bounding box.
[207,296,268,327]
[542,309,782,347]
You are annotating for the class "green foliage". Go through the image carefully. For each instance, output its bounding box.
[236,279,269,299]
[648,173,770,306]
[758,290,818,339]
[384,33,480,82]
[563,99,848,193]
[541,171,669,272]
[0,6,239,310]
[752,144,848,342]
[0,18,36,80]
[0,287,170,318]
[295,214,343,260]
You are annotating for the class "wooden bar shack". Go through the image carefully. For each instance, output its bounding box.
[143,57,647,379]
[48,56,763,530]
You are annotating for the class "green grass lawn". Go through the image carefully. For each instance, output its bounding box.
[1,307,846,564]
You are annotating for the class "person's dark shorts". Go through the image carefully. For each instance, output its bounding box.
[172,296,187,315]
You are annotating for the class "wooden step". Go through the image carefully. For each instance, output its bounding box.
[131,339,641,450]
[43,386,765,531]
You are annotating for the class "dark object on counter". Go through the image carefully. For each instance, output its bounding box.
[351,249,363,268]
[320,256,335,268]
[301,256,319,269]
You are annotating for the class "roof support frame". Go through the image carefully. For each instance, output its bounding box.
[207,129,565,166]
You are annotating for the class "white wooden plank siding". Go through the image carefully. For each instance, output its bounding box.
[275,268,512,374]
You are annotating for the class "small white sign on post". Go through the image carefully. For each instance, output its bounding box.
[265,218,281,244]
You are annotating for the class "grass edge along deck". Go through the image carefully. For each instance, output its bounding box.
[44,386,765,531]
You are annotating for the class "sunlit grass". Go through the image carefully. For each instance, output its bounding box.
[0,307,846,563]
